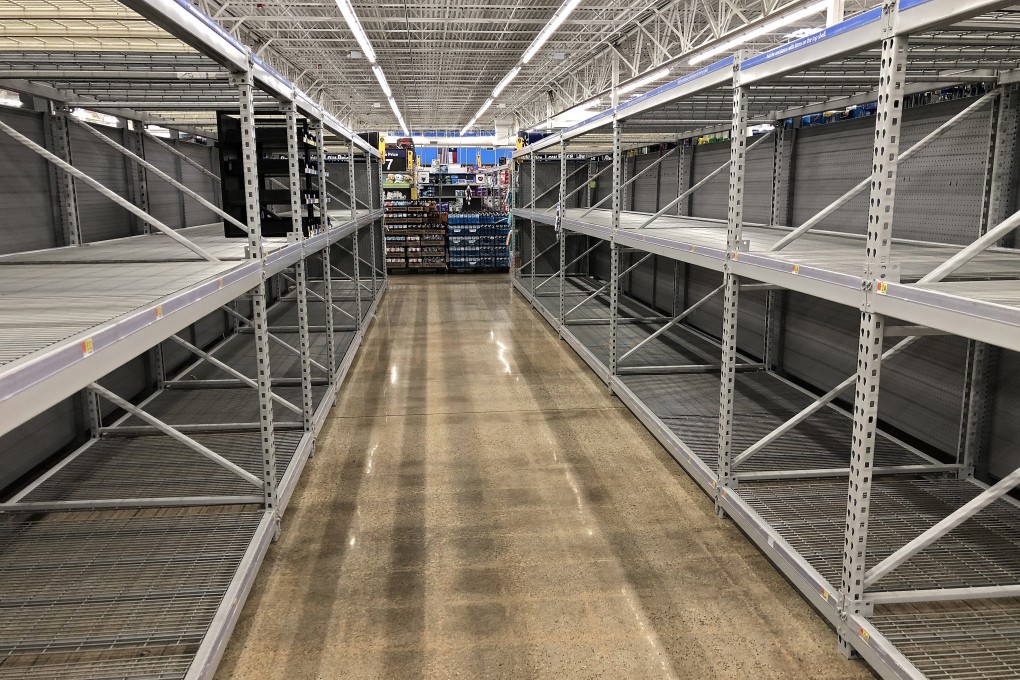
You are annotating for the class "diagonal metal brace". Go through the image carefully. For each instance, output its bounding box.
[0,118,219,262]
[564,252,653,317]
[168,335,302,416]
[71,116,248,233]
[221,305,330,374]
[534,238,603,292]
[636,131,774,230]
[281,271,357,321]
[88,382,263,488]
[143,130,220,182]
[864,462,1020,589]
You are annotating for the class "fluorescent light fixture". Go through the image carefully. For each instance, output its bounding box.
[689,0,827,65]
[492,66,521,97]
[617,68,671,95]
[372,64,391,97]
[335,0,376,63]
[522,0,584,64]
[461,0,583,132]
[387,96,410,135]
[0,91,21,108]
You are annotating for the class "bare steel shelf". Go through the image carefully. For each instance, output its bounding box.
[0,510,272,680]
[0,210,383,439]
[517,208,1020,352]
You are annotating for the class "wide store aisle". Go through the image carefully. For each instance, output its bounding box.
[216,274,871,679]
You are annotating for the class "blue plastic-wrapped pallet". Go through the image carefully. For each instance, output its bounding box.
[446,212,510,270]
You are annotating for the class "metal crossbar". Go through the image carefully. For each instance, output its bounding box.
[564,253,653,317]
[220,305,329,374]
[577,163,625,217]
[733,198,1020,470]
[537,162,592,210]
[327,176,371,209]
[336,243,384,277]
[636,131,774,230]
[167,335,303,416]
[71,116,248,233]
[0,118,220,262]
[534,239,602,292]
[518,240,560,274]
[281,271,357,321]
[865,465,1020,589]
[329,264,374,293]
[143,130,221,182]
[88,383,264,488]
[770,90,999,251]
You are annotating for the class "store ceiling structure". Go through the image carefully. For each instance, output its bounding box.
[0,0,877,134]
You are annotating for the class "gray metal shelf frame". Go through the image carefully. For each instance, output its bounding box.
[0,1,389,677]
[512,2,1020,676]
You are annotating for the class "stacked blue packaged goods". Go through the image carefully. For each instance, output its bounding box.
[447,211,511,268]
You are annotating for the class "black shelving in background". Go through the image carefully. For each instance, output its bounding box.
[217,111,322,238]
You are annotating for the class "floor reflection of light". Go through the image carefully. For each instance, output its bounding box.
[495,340,512,375]
[364,443,378,474]
[390,365,398,384]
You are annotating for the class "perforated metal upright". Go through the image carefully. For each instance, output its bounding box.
[530,152,536,299]
[124,122,150,235]
[715,55,749,514]
[349,138,362,328]
[366,150,377,295]
[839,9,908,654]
[313,121,337,386]
[608,115,623,382]
[558,140,567,329]
[286,100,314,432]
[234,65,278,516]
[763,120,787,371]
[50,107,81,246]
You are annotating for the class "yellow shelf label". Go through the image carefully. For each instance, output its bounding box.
[81,338,94,357]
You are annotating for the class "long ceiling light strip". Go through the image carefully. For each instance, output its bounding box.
[461,0,584,134]
[493,66,522,98]
[521,0,584,64]
[617,67,672,96]
[372,64,392,97]
[335,0,375,64]
[523,0,829,133]
[335,0,409,134]
[688,0,827,65]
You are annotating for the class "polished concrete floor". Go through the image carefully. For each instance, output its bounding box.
[217,274,873,679]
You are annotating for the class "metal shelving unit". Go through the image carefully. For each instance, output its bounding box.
[0,0,387,677]
[512,2,1020,677]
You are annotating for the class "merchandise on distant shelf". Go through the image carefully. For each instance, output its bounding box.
[446,211,511,270]
[384,198,447,271]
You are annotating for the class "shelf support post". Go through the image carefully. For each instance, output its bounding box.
[764,119,788,370]
[677,143,689,216]
[125,122,150,235]
[286,100,314,433]
[313,122,337,384]
[50,107,82,246]
[838,18,908,655]
[350,138,363,328]
[367,150,378,293]
[529,156,537,300]
[716,55,749,516]
[609,81,623,384]
[586,157,595,207]
[558,140,567,330]
[235,64,279,517]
